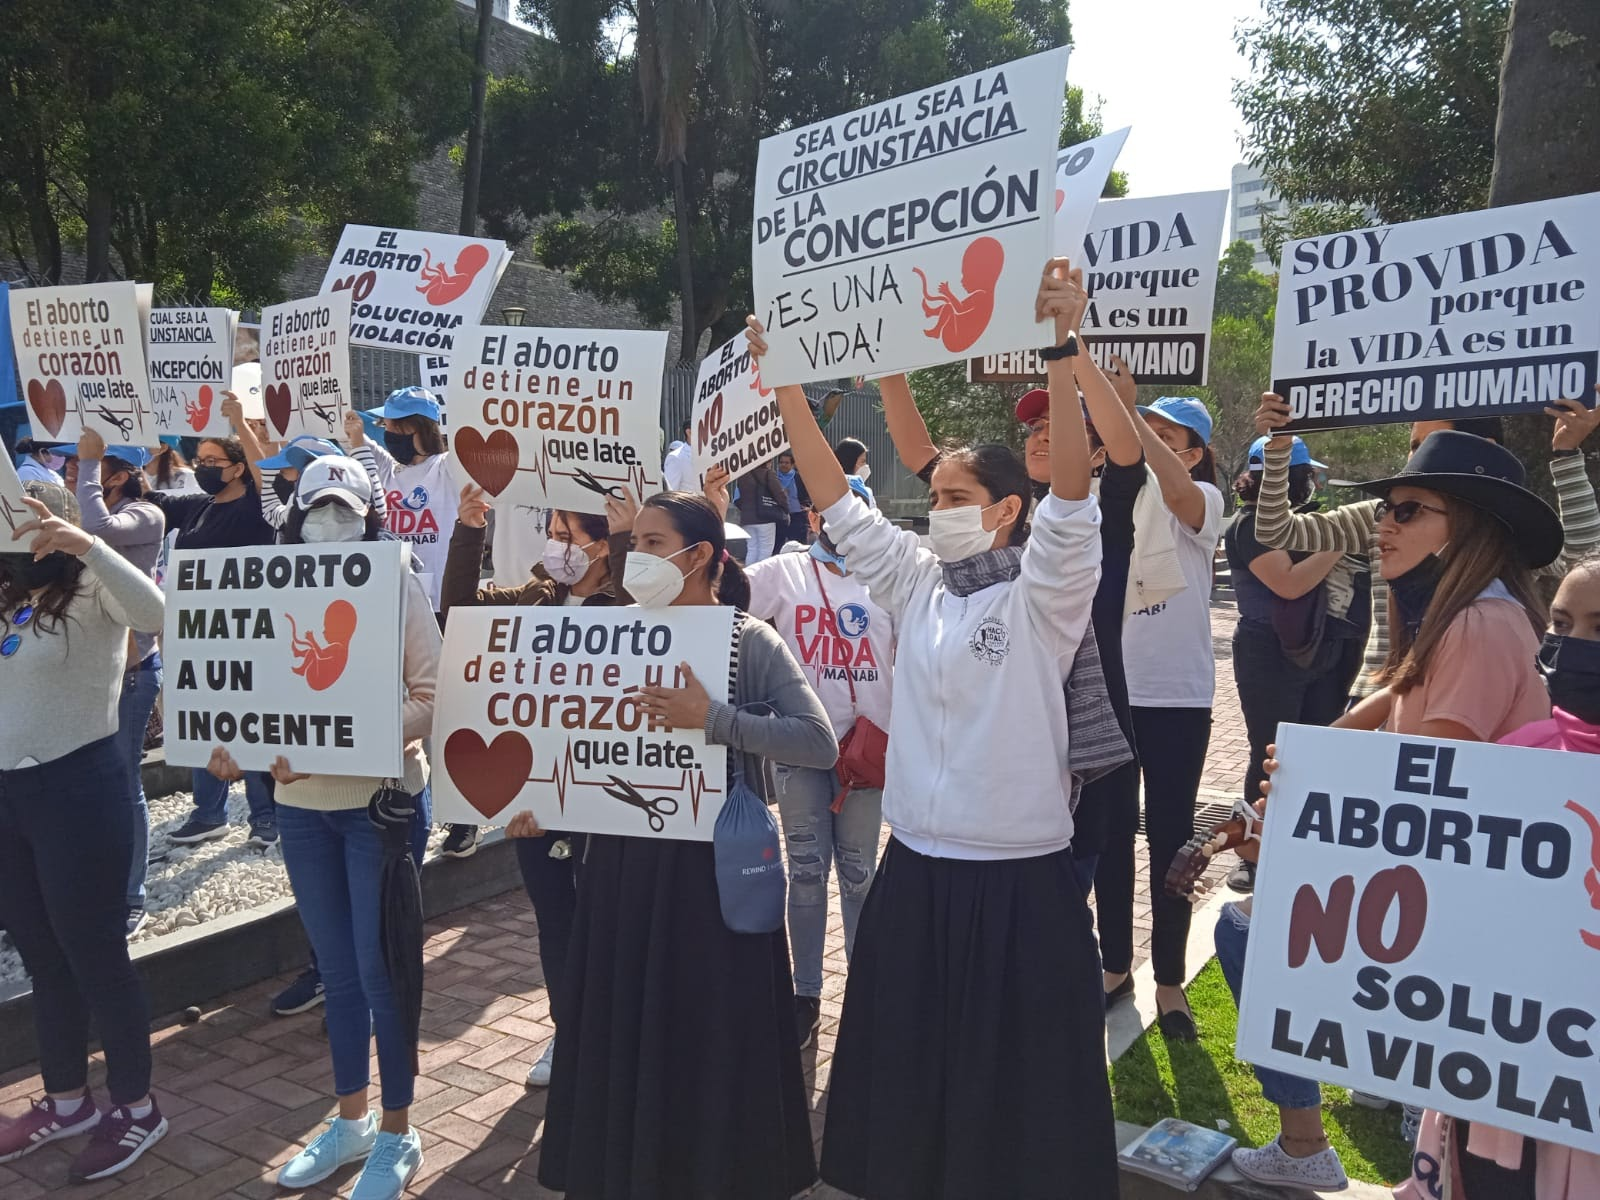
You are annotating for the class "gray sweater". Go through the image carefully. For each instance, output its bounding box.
[2,540,167,770]
[76,461,166,664]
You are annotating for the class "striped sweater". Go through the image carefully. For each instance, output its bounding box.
[1255,445,1600,697]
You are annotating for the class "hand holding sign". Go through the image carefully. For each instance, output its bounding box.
[1253,393,1296,450]
[12,495,94,559]
[458,483,490,529]
[76,427,106,463]
[1035,257,1087,341]
[1549,387,1600,451]
[638,663,712,732]
[505,811,547,839]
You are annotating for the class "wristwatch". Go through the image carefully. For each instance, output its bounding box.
[1039,333,1079,361]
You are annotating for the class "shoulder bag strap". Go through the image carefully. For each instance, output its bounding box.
[811,557,857,717]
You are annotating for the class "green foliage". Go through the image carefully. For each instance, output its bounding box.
[0,0,472,302]
[1213,241,1274,325]
[905,362,1029,451]
[1234,0,1509,223]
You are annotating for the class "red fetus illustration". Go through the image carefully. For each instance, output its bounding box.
[185,385,215,432]
[286,600,357,691]
[416,244,492,305]
[910,236,1004,353]
[1565,800,1600,949]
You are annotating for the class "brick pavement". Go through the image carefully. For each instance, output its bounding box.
[0,603,1249,1199]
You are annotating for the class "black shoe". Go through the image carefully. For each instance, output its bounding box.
[169,819,227,845]
[247,823,279,849]
[1104,975,1135,1005]
[440,824,480,859]
[272,968,325,1016]
[1226,859,1256,894]
[795,995,822,1050]
[1157,1004,1199,1043]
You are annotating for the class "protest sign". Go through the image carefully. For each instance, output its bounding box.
[1076,190,1227,386]
[752,46,1070,385]
[322,225,511,357]
[431,607,735,838]
[0,441,28,541]
[446,325,668,514]
[0,282,17,413]
[1274,193,1600,432]
[259,290,352,441]
[691,333,785,485]
[161,541,407,776]
[146,307,237,439]
[1238,723,1600,1154]
[8,281,155,443]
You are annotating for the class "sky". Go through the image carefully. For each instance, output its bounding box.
[1065,0,1265,200]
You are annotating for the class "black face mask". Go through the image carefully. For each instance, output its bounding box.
[1389,553,1446,639]
[272,474,296,504]
[0,553,71,593]
[194,465,230,495]
[383,431,418,465]
[1538,633,1600,724]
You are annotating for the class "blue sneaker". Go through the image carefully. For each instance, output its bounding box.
[350,1129,423,1200]
[278,1113,376,1188]
[272,968,325,1016]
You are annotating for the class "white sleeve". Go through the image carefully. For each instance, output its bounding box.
[364,436,399,487]
[743,556,786,621]
[1019,492,1103,663]
[260,471,288,528]
[821,494,938,617]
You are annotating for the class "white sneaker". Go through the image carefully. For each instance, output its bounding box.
[1349,1089,1391,1109]
[1232,1138,1349,1191]
[526,1037,556,1088]
[349,1128,422,1200]
[278,1112,377,1188]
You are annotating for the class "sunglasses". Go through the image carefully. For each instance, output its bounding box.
[1023,418,1050,436]
[1375,498,1448,525]
[1,603,37,659]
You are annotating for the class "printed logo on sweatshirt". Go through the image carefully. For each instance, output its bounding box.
[793,601,880,682]
[386,485,441,543]
[969,616,1010,665]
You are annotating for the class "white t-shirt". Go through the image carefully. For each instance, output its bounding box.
[1122,481,1224,709]
[491,499,548,588]
[745,550,895,741]
[662,441,695,492]
[377,453,459,610]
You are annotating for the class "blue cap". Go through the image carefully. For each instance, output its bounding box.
[104,445,153,469]
[365,386,441,426]
[1138,396,1213,446]
[258,435,342,471]
[1248,435,1325,471]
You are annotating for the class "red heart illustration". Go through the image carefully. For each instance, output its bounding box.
[27,379,67,437]
[264,382,293,436]
[1055,188,1065,213]
[188,385,214,432]
[454,427,520,497]
[444,729,531,820]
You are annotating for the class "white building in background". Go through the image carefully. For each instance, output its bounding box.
[1229,163,1286,267]
[455,0,512,20]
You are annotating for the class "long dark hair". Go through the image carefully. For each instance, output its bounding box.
[1236,463,1315,506]
[641,491,749,609]
[1181,428,1217,487]
[939,442,1033,546]
[149,445,184,488]
[834,437,868,476]
[0,483,87,636]
[280,501,383,544]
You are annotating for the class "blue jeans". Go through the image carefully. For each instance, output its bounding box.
[190,766,276,829]
[117,654,162,910]
[1214,902,1321,1110]
[774,764,882,998]
[278,802,424,1111]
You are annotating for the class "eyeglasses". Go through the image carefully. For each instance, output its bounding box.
[1,603,37,659]
[1375,499,1448,525]
[1023,418,1050,436]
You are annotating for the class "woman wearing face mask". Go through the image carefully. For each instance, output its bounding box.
[534,490,837,1200]
[0,484,169,1182]
[834,437,874,502]
[750,257,1120,1198]
[16,435,68,485]
[205,456,439,1200]
[145,434,279,847]
[223,391,387,531]
[73,429,167,939]
[439,483,628,1089]
[1101,393,1225,1040]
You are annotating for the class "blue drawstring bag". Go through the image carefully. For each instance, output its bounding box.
[713,702,786,934]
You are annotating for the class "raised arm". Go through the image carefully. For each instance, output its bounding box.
[1072,342,1142,467]
[1038,257,1091,502]
[879,373,940,478]
[74,432,165,548]
[1137,408,1208,532]
[224,392,270,491]
[1547,390,1600,575]
[1252,393,1374,554]
[11,496,166,633]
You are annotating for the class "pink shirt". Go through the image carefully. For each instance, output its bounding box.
[1387,599,1549,742]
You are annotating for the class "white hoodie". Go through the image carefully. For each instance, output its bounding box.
[823,490,1102,860]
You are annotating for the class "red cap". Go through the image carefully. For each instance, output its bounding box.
[1015,388,1049,424]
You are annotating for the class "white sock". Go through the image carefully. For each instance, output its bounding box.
[125,1098,154,1120]
[52,1094,87,1118]
[338,1113,373,1133]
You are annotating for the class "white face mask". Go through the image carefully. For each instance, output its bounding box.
[856,462,871,483]
[301,504,367,544]
[624,545,697,607]
[543,538,594,586]
[927,500,1007,562]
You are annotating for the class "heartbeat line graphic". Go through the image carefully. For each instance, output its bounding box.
[0,496,27,535]
[528,740,724,821]
[512,442,656,501]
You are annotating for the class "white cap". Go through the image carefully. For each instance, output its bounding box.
[294,455,373,513]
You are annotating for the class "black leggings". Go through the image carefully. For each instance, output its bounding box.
[515,833,583,1030]
[1233,622,1352,807]
[1094,707,1211,985]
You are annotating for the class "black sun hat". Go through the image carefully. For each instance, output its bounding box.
[1358,430,1563,568]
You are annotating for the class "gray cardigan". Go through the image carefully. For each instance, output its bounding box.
[703,616,838,800]
[76,460,166,663]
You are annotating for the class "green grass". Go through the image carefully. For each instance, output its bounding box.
[1109,959,1414,1187]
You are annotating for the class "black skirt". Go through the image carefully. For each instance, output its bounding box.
[538,833,817,1200]
[821,838,1120,1199]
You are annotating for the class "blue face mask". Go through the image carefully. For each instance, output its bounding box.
[809,540,846,572]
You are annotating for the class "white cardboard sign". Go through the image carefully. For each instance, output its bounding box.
[259,291,352,441]
[1055,126,1130,258]
[446,325,668,514]
[0,448,29,540]
[752,46,1071,385]
[691,334,785,485]
[146,307,237,439]
[1077,189,1228,385]
[161,542,408,776]
[1238,723,1600,1154]
[430,607,735,839]
[8,281,155,443]
[1274,193,1600,431]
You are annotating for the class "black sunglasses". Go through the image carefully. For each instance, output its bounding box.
[1375,498,1447,525]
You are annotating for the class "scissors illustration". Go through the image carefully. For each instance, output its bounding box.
[94,407,135,438]
[603,775,679,832]
[574,469,626,500]
[310,403,339,430]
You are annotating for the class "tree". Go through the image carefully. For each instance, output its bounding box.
[460,0,496,236]
[1234,0,1509,223]
[1213,240,1274,325]
[1,0,472,301]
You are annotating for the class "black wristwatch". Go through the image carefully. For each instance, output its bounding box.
[1039,333,1079,361]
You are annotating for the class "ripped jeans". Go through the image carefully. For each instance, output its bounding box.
[773,764,883,998]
